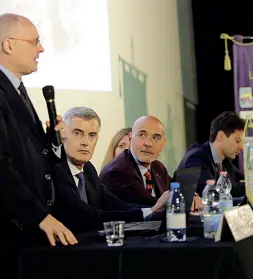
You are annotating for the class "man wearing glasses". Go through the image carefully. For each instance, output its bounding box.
[0,13,77,277]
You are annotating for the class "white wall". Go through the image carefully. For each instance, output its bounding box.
[29,0,186,173]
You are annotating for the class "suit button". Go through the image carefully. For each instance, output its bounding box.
[45,174,51,180]
[47,200,52,206]
[42,149,48,155]
[12,219,23,230]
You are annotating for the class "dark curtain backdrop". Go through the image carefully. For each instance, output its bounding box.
[191,0,253,143]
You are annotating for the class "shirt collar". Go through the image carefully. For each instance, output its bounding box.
[130,148,149,176]
[0,65,21,91]
[209,142,222,164]
[67,159,83,177]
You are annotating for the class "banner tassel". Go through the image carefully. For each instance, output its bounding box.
[224,36,232,71]
[220,33,253,72]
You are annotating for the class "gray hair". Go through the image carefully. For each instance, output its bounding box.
[62,107,101,128]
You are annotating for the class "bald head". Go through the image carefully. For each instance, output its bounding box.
[0,13,44,79]
[132,116,165,136]
[130,116,166,168]
[0,13,30,43]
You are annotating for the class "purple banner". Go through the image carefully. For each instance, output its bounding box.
[233,35,253,170]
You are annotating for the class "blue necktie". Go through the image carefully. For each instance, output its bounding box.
[75,172,88,203]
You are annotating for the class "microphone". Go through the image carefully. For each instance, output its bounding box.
[42,85,61,147]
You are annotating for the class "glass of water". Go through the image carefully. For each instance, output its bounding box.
[103,221,125,246]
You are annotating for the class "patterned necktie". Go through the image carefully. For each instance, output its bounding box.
[144,169,153,194]
[75,172,88,203]
[18,82,35,122]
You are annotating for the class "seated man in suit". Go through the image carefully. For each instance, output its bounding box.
[53,107,169,232]
[177,111,245,197]
[99,115,201,210]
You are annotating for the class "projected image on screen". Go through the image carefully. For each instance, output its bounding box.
[1,0,112,91]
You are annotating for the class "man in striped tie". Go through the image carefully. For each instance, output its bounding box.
[100,116,202,211]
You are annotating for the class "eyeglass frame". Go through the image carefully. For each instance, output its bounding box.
[8,37,41,46]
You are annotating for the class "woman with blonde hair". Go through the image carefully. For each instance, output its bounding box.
[101,127,131,169]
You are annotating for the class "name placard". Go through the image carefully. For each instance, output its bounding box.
[215,204,253,242]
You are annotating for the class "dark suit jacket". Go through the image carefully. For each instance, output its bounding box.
[0,70,60,238]
[53,161,144,232]
[177,141,245,197]
[99,149,171,206]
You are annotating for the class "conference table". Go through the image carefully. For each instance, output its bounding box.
[18,217,252,279]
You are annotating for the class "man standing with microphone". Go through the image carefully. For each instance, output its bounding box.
[0,13,77,277]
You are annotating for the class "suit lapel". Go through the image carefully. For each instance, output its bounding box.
[127,150,157,198]
[0,71,46,145]
[83,163,101,205]
[128,150,146,185]
[60,162,78,192]
[150,165,164,196]
[205,142,219,179]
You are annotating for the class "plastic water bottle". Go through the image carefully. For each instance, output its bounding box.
[200,180,216,222]
[216,171,233,212]
[202,179,216,204]
[166,182,186,242]
[203,186,221,239]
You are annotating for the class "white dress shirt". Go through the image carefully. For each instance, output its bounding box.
[67,159,84,188]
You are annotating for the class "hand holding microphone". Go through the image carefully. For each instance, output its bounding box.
[42,85,65,147]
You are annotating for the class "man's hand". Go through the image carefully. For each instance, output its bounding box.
[45,115,66,140]
[151,190,170,213]
[191,193,204,212]
[39,214,78,246]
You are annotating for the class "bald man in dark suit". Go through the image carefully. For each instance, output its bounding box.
[100,148,170,206]
[100,116,172,206]
[100,116,202,210]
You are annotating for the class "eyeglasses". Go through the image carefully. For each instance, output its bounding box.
[8,37,41,46]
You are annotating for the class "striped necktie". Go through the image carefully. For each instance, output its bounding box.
[144,169,153,194]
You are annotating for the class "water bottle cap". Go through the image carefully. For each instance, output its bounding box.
[206,179,215,185]
[170,182,180,189]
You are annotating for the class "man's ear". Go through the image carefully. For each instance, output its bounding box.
[128,131,132,141]
[216,130,225,141]
[2,38,13,55]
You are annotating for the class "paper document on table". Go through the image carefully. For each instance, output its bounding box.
[215,204,253,242]
[244,136,253,207]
